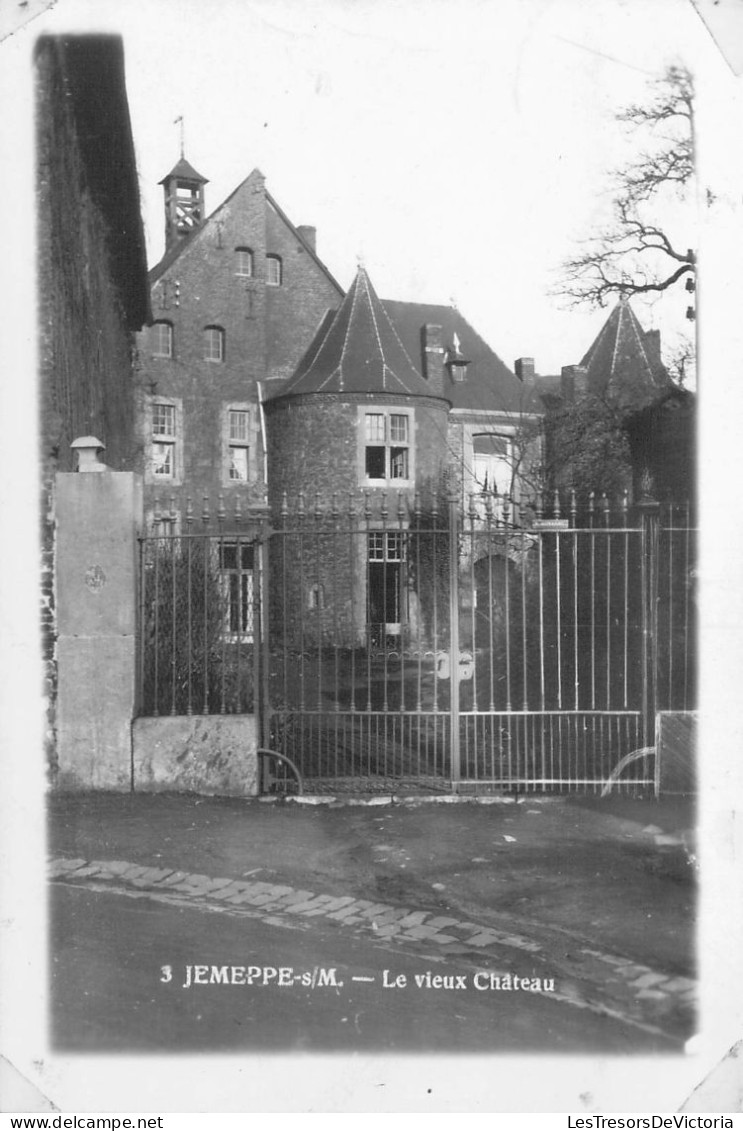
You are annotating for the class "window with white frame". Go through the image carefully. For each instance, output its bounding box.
[367,531,406,562]
[235,247,254,277]
[363,410,411,482]
[151,320,173,358]
[204,325,225,362]
[472,433,513,497]
[266,254,282,286]
[227,408,250,482]
[151,402,176,479]
[219,541,254,641]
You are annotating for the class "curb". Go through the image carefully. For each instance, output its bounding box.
[280,794,560,808]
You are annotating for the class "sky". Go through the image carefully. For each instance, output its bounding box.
[9,0,729,376]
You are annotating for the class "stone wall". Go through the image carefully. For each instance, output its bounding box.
[35,35,149,776]
[54,471,142,790]
[132,716,259,797]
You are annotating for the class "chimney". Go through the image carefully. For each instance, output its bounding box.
[514,357,535,385]
[561,364,588,403]
[297,225,317,253]
[421,324,445,396]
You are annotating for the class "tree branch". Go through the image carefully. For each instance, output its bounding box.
[556,65,696,310]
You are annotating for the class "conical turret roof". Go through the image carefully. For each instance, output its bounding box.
[277,266,438,398]
[580,295,672,408]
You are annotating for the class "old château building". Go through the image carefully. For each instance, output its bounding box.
[135,157,344,528]
[263,265,543,647]
[533,295,694,502]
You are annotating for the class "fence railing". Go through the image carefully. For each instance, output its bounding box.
[137,491,696,792]
[138,530,261,716]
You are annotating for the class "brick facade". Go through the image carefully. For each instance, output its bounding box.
[265,393,450,512]
[136,170,343,525]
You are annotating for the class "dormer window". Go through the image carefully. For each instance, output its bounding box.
[235,248,254,277]
[266,254,283,287]
[446,332,469,383]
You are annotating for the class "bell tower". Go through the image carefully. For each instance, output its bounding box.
[158,155,208,251]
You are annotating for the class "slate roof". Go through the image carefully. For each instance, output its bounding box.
[580,296,672,408]
[383,300,542,415]
[158,156,209,185]
[275,267,438,399]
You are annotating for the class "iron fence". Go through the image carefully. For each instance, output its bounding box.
[138,528,261,716]
[137,491,696,793]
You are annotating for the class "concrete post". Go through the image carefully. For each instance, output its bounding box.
[54,456,143,789]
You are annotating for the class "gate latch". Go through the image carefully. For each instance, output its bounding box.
[436,651,474,680]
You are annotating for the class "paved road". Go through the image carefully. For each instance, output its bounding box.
[51,882,680,1055]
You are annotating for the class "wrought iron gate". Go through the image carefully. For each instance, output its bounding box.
[137,493,696,793]
[263,492,695,793]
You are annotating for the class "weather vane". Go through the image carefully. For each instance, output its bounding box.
[174,115,185,158]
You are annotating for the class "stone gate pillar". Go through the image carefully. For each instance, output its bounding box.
[55,439,143,789]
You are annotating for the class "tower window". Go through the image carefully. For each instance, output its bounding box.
[266,255,283,287]
[204,326,225,362]
[235,248,254,277]
[363,410,410,482]
[308,584,325,610]
[151,321,173,358]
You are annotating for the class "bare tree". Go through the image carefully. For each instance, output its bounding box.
[559,65,696,314]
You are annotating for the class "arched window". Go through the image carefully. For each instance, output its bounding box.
[151,320,173,358]
[266,254,283,287]
[235,247,254,277]
[204,325,225,362]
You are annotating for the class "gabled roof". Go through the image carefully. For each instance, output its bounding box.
[158,156,209,185]
[580,296,672,408]
[148,167,343,294]
[383,300,542,415]
[275,267,438,399]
